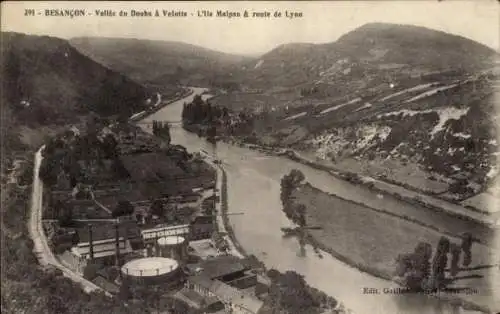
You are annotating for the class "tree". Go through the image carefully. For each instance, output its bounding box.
[395,253,414,277]
[280,169,306,225]
[291,203,307,227]
[431,236,450,288]
[83,263,100,281]
[413,242,432,279]
[150,199,164,217]
[119,278,132,301]
[460,232,473,267]
[39,157,59,186]
[152,121,171,145]
[56,200,73,227]
[101,134,118,159]
[450,243,461,277]
[112,200,135,218]
[395,242,433,291]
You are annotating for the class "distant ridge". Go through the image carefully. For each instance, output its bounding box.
[1,31,152,126]
[69,36,252,86]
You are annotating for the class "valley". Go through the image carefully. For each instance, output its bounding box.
[2,17,500,314]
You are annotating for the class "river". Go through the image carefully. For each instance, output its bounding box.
[139,87,490,314]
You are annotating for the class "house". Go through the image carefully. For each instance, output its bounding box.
[186,275,263,314]
[186,255,257,290]
[190,215,214,240]
[176,289,223,312]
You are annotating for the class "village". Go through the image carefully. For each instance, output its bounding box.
[37,117,270,314]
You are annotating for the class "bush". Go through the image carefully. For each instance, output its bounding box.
[395,242,433,291]
[83,263,100,281]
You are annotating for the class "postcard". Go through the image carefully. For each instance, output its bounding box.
[1,1,499,313]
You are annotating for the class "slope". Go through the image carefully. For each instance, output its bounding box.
[1,32,154,149]
[239,23,496,92]
[69,37,252,89]
[207,23,499,203]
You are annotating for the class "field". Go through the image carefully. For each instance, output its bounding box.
[291,184,499,310]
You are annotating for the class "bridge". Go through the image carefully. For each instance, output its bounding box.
[136,120,183,127]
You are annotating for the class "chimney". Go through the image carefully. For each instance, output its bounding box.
[115,222,120,267]
[88,224,94,261]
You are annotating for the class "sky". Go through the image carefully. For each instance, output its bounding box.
[2,1,499,56]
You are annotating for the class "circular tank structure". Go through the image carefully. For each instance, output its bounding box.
[121,257,181,285]
[156,236,187,262]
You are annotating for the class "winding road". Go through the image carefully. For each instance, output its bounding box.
[28,147,110,296]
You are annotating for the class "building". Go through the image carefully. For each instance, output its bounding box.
[141,224,190,245]
[186,275,263,314]
[186,255,257,290]
[121,257,183,287]
[62,222,143,272]
[190,215,214,240]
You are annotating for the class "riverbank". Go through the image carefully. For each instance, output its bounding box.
[203,156,246,258]
[201,155,349,314]
[219,137,496,228]
[129,88,194,123]
[291,183,495,313]
[209,136,497,313]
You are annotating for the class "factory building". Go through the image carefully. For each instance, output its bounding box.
[61,222,142,273]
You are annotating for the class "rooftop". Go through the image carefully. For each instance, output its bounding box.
[192,215,213,225]
[141,224,190,240]
[190,255,250,279]
[75,221,141,243]
[92,276,120,294]
[121,257,179,277]
[188,276,263,313]
[71,239,133,259]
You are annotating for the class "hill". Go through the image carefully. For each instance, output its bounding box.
[69,37,252,89]
[1,32,153,149]
[237,23,496,92]
[206,23,500,203]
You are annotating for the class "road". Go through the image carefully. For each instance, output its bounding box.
[28,147,110,296]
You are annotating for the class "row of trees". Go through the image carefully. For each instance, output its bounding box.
[151,120,171,145]
[280,169,307,227]
[395,233,474,291]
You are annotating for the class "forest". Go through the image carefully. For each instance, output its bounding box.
[181,94,256,140]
